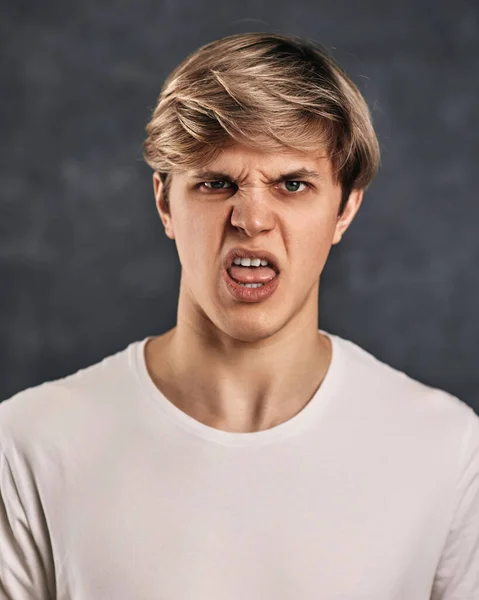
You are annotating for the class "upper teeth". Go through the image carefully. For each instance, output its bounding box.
[233,257,269,267]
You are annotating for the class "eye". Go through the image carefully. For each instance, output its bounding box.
[201,180,234,190]
[281,181,308,193]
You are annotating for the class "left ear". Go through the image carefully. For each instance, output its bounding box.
[332,188,364,245]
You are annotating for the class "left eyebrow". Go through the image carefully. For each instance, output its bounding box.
[267,169,323,184]
[189,168,323,183]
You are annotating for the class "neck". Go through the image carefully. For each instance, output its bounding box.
[145,292,332,433]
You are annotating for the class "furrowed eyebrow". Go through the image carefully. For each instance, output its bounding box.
[190,170,235,181]
[268,169,323,184]
[189,168,323,183]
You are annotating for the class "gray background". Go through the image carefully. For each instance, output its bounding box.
[1,0,478,413]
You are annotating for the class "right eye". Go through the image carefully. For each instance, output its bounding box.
[201,181,234,190]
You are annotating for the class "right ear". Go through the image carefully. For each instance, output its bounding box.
[153,172,175,240]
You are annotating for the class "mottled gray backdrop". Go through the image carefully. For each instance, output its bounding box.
[1,0,478,412]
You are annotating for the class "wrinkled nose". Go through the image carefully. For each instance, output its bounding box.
[229,188,276,236]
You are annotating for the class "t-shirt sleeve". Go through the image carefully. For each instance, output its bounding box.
[0,445,53,599]
[430,406,479,599]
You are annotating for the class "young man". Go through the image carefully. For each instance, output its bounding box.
[1,33,478,599]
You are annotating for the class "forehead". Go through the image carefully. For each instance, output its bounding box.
[184,143,333,180]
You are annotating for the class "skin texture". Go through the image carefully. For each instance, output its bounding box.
[145,143,363,433]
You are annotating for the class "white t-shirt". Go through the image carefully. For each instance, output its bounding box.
[1,330,478,600]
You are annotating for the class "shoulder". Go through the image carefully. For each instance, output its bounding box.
[0,338,143,455]
[330,331,478,451]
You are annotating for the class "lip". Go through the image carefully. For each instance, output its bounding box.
[223,247,281,273]
[222,267,280,303]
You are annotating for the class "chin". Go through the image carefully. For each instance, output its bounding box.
[216,314,284,344]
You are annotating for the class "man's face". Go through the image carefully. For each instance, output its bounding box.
[153,143,363,343]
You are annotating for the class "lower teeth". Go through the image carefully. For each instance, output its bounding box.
[239,283,264,288]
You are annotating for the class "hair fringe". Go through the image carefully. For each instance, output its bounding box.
[143,32,380,209]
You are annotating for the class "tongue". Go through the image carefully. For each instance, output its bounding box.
[228,266,277,284]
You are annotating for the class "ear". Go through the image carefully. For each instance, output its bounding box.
[332,188,364,245]
[153,172,175,240]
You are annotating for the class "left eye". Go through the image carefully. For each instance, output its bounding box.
[281,181,307,192]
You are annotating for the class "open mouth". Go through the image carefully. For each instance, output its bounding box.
[226,262,278,287]
[223,263,280,302]
[225,252,279,281]
[222,248,281,301]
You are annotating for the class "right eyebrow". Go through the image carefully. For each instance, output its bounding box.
[189,170,236,181]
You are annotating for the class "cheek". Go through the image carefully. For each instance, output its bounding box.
[189,206,223,246]
[174,204,224,268]
[292,215,337,275]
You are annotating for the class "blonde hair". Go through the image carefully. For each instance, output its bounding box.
[143,32,380,214]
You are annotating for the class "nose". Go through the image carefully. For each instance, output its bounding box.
[229,187,276,237]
